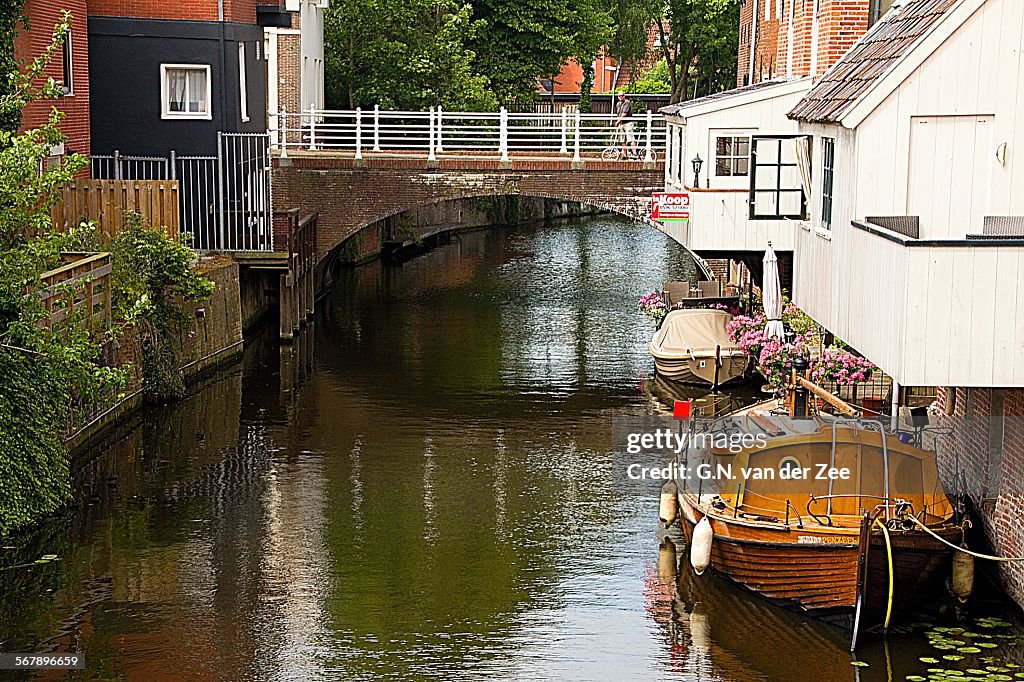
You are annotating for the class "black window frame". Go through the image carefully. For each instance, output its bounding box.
[748,134,807,221]
[821,137,835,230]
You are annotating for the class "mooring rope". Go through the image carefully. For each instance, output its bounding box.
[908,516,1024,562]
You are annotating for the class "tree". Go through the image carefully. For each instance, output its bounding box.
[324,0,496,110]
[611,0,739,104]
[0,0,25,133]
[625,59,671,94]
[468,0,613,105]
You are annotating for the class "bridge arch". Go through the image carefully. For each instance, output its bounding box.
[272,155,710,277]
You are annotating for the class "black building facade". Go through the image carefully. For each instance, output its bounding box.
[88,16,268,156]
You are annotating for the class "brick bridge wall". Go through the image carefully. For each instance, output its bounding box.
[272,154,667,258]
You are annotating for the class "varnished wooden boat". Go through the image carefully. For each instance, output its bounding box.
[649,309,750,387]
[674,397,961,632]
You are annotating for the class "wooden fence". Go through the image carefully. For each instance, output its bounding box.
[51,179,179,241]
[35,252,113,330]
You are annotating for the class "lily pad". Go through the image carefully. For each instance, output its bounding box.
[958,647,983,654]
[921,657,941,664]
[977,643,999,649]
[851,660,869,667]
[944,655,965,661]
[907,677,927,682]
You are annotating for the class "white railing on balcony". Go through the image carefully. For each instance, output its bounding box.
[272,106,666,162]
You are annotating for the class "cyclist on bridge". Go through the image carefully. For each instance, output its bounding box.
[615,91,639,158]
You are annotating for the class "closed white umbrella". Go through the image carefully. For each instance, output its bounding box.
[763,242,785,339]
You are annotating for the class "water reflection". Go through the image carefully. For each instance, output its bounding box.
[1,216,1019,681]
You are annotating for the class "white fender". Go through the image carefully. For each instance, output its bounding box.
[690,517,713,575]
[658,538,677,584]
[659,481,679,527]
[952,551,974,601]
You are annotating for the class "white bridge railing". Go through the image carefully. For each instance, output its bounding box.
[272,107,666,162]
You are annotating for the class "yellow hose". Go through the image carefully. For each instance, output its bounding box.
[873,517,894,631]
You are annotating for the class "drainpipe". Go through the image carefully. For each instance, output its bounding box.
[748,0,759,83]
[218,0,224,20]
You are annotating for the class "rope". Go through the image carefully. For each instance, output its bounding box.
[907,516,1024,562]
[873,517,895,630]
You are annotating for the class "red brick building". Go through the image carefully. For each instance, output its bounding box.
[14,0,91,158]
[737,0,893,86]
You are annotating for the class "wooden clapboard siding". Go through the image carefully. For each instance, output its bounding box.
[51,179,179,241]
[792,0,1024,388]
[662,80,810,253]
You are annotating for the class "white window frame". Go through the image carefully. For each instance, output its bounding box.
[160,64,213,120]
[61,28,74,96]
[712,131,753,180]
[238,44,250,123]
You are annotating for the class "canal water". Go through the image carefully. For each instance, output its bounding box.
[2,215,1022,681]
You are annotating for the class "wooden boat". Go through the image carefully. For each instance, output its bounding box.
[649,309,750,387]
[674,394,962,635]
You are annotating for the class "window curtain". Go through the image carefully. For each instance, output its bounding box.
[167,69,187,112]
[794,135,813,200]
[189,70,207,113]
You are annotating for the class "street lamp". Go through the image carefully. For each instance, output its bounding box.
[692,154,704,187]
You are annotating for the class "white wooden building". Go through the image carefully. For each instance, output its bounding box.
[788,0,1024,388]
[660,78,812,254]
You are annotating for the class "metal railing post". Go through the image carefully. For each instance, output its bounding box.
[560,109,568,154]
[113,150,121,180]
[216,131,225,250]
[645,110,654,162]
[500,106,509,162]
[572,111,581,163]
[355,107,363,159]
[308,104,317,151]
[372,104,381,152]
[664,123,672,185]
[169,150,177,180]
[436,106,444,153]
[279,107,289,158]
[428,108,436,161]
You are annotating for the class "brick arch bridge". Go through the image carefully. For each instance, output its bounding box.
[272,154,706,272]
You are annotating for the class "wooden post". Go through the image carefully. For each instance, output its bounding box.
[280,271,295,341]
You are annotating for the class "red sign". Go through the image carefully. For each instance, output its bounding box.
[673,399,693,420]
[652,192,690,222]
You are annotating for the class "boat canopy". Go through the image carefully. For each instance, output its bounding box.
[652,309,739,355]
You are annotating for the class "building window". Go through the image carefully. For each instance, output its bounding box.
[821,137,835,229]
[61,29,73,95]
[161,64,212,120]
[869,0,895,27]
[749,136,806,220]
[239,44,250,123]
[715,135,751,177]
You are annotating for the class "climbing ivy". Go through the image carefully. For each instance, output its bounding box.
[110,214,214,403]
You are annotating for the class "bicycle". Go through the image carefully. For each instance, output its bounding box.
[601,126,658,162]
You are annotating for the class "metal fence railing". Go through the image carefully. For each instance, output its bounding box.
[271,107,667,162]
[90,133,272,252]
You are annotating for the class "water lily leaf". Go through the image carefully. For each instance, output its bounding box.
[40,554,57,560]
[921,657,941,664]
[977,643,999,649]
[958,647,983,654]
[851,660,869,667]
[943,655,964,661]
[907,677,927,682]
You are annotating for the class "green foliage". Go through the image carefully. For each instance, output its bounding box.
[611,0,739,103]
[626,59,672,94]
[578,61,594,113]
[469,0,612,105]
[324,0,496,110]
[0,13,130,537]
[110,214,214,404]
